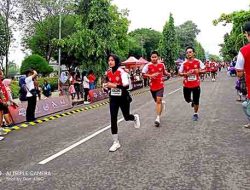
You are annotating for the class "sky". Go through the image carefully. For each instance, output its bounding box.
[9,0,250,66]
[112,0,249,54]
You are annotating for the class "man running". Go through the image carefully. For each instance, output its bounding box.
[210,59,218,82]
[179,47,205,121]
[142,50,170,127]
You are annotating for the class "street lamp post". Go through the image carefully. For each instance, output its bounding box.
[58,11,62,77]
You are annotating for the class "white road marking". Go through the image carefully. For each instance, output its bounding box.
[168,87,181,95]
[38,118,124,165]
[38,87,181,165]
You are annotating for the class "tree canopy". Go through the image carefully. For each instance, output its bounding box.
[20,54,53,76]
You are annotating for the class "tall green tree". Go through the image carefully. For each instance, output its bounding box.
[176,20,200,58]
[0,0,18,76]
[129,28,162,60]
[0,15,8,70]
[159,13,178,70]
[194,41,206,62]
[62,0,129,75]
[213,10,250,61]
[26,14,78,62]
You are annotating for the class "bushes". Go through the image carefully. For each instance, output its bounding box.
[10,77,58,99]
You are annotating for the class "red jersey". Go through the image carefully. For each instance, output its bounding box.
[240,44,250,98]
[210,62,217,72]
[205,61,211,72]
[106,68,128,86]
[88,74,96,83]
[179,59,205,88]
[142,62,166,91]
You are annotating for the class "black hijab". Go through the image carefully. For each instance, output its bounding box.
[108,54,121,73]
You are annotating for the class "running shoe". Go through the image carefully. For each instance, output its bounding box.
[192,114,199,121]
[134,114,140,128]
[244,124,250,129]
[109,141,121,152]
[0,128,7,135]
[84,101,90,105]
[154,117,160,127]
[0,136,4,141]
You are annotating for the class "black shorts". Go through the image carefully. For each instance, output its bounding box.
[183,87,200,105]
[0,103,9,114]
[151,88,164,102]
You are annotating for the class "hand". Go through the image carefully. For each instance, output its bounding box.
[106,82,117,88]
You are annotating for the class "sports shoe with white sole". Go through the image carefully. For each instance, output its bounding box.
[134,114,140,128]
[0,136,4,141]
[154,117,160,127]
[109,141,121,152]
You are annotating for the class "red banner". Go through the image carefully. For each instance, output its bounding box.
[9,96,72,124]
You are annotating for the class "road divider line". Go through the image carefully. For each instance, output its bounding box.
[168,87,181,95]
[38,118,125,165]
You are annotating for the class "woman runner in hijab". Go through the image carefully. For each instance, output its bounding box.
[103,54,140,152]
[59,71,70,96]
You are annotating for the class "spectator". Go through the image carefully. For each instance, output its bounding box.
[59,71,70,96]
[69,72,76,100]
[34,76,41,100]
[88,70,96,90]
[235,21,250,128]
[25,69,38,122]
[19,76,27,102]
[2,79,18,128]
[0,71,10,139]
[82,71,90,104]
[74,71,82,100]
[42,79,52,98]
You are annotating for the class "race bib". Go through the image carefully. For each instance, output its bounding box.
[187,75,197,81]
[111,88,122,96]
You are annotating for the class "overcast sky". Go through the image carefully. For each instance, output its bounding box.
[112,0,249,54]
[9,0,249,65]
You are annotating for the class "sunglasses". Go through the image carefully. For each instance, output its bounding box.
[186,51,193,54]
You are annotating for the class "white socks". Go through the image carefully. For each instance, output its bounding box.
[112,134,118,142]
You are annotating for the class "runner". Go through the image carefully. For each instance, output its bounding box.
[103,54,140,152]
[179,47,206,121]
[142,50,170,127]
[235,21,250,128]
[210,59,218,81]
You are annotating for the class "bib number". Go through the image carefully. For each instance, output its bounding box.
[111,88,122,96]
[187,75,197,81]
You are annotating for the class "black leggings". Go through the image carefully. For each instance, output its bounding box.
[84,88,89,101]
[109,96,135,134]
[183,87,201,105]
[26,95,37,122]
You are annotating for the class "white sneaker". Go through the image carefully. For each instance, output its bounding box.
[162,100,166,112]
[0,128,7,135]
[0,136,4,141]
[109,141,121,152]
[134,114,140,128]
[84,101,90,105]
[154,117,160,127]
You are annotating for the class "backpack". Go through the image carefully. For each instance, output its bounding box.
[19,84,27,101]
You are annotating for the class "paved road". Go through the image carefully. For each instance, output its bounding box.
[0,70,249,190]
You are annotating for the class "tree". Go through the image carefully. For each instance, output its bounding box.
[17,0,75,38]
[159,13,178,70]
[129,28,162,60]
[0,0,18,76]
[0,15,8,70]
[8,61,19,77]
[176,20,200,58]
[20,54,53,76]
[62,0,129,75]
[194,41,206,62]
[26,14,78,62]
[213,10,250,61]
